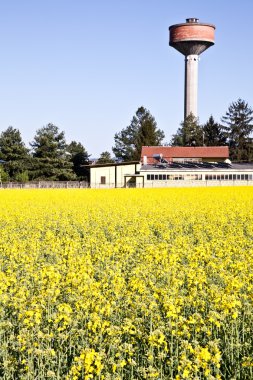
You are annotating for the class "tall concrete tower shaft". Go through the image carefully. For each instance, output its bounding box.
[169,18,215,120]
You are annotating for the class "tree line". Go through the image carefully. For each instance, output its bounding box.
[113,99,253,162]
[170,98,253,162]
[0,98,252,182]
[0,124,91,182]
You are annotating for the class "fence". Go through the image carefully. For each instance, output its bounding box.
[89,180,253,189]
[0,181,89,189]
[1,180,253,190]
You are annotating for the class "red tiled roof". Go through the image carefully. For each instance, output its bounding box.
[141,146,229,164]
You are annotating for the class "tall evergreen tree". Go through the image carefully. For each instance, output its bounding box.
[170,113,203,146]
[0,126,29,179]
[67,141,90,179]
[221,99,253,161]
[202,115,227,146]
[30,123,75,180]
[113,106,165,161]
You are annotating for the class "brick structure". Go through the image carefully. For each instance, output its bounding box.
[169,18,215,119]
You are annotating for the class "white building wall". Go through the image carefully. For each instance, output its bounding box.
[141,169,253,188]
[90,166,115,188]
[90,163,140,188]
[89,165,253,189]
[117,164,141,188]
[136,176,144,188]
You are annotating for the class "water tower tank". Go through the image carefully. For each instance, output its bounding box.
[169,18,215,119]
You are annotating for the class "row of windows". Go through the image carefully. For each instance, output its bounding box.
[146,173,253,181]
[147,174,202,181]
[204,174,253,181]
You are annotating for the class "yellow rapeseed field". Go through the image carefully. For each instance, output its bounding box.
[0,187,253,379]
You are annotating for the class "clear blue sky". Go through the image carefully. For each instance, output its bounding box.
[0,0,252,157]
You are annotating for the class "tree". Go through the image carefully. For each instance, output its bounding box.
[0,126,29,179]
[170,113,203,146]
[0,165,9,182]
[221,98,253,161]
[96,151,115,164]
[67,141,90,179]
[202,115,227,146]
[112,106,165,161]
[30,123,75,180]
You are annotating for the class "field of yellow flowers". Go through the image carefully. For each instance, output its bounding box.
[0,187,253,379]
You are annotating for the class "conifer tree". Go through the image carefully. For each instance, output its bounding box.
[67,141,90,179]
[221,99,253,161]
[170,113,203,146]
[113,106,165,161]
[203,115,227,146]
[30,123,75,180]
[96,151,115,164]
[0,126,29,179]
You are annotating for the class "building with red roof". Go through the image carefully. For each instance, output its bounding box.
[88,145,253,188]
[141,146,229,165]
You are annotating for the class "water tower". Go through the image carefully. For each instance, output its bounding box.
[169,18,215,120]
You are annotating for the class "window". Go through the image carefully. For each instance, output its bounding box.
[229,174,232,180]
[100,176,106,184]
[175,175,184,180]
[187,174,202,180]
[159,174,163,180]
[147,174,158,180]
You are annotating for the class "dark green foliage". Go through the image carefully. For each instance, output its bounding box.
[31,123,66,159]
[0,166,9,182]
[0,126,29,179]
[113,106,165,161]
[30,123,76,180]
[67,141,90,179]
[203,115,227,146]
[170,113,203,146]
[221,99,253,161]
[96,151,115,164]
[15,170,29,183]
